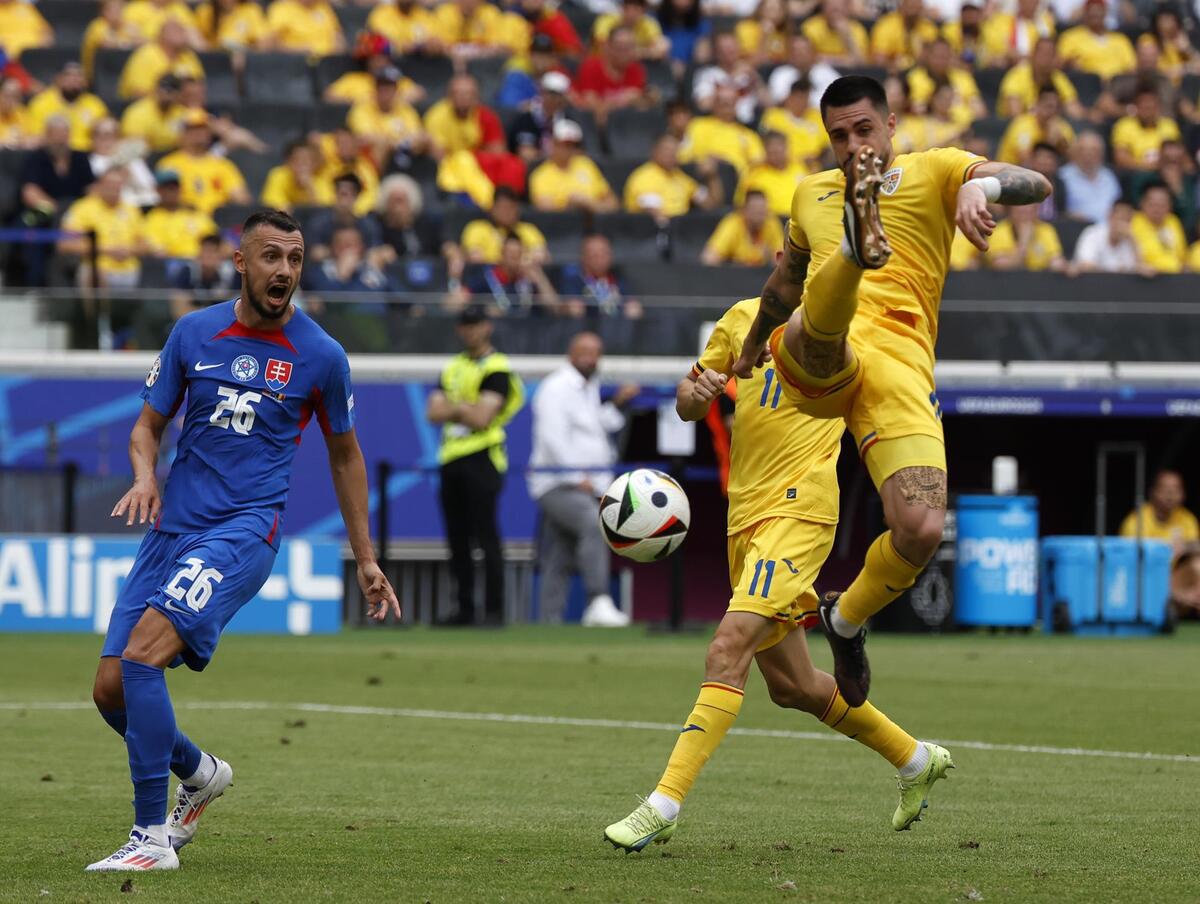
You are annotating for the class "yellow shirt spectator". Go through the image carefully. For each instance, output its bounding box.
[529,156,613,211]
[27,88,110,152]
[435,1,504,48]
[997,64,1078,114]
[1120,502,1200,545]
[367,2,439,51]
[260,165,336,210]
[315,135,379,215]
[891,114,930,154]
[734,20,788,62]
[267,0,343,55]
[679,116,765,174]
[157,151,248,214]
[702,210,783,266]
[0,0,53,59]
[460,219,547,263]
[118,44,205,99]
[870,12,939,68]
[801,15,868,60]
[1057,26,1136,80]
[143,206,218,257]
[986,219,1063,270]
[82,15,142,78]
[1111,115,1181,170]
[623,162,700,216]
[496,11,532,55]
[348,98,424,146]
[735,161,807,216]
[424,99,494,155]
[997,112,1075,165]
[595,13,666,50]
[949,228,980,270]
[61,195,144,276]
[759,106,826,167]
[0,101,32,147]
[1130,211,1186,273]
[1187,240,1200,272]
[196,0,268,49]
[979,12,1055,65]
[120,97,186,152]
[907,67,980,127]
[325,72,420,106]
[122,0,198,40]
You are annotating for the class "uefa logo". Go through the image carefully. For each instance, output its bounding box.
[231,355,259,382]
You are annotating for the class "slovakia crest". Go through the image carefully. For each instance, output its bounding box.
[231,355,259,382]
[264,358,293,392]
[880,167,902,196]
[145,355,161,387]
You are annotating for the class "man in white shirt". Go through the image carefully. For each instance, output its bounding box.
[767,34,840,106]
[692,31,767,124]
[529,332,640,626]
[1059,131,1122,225]
[1071,200,1150,275]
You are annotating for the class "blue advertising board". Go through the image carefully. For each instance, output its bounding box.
[0,535,343,635]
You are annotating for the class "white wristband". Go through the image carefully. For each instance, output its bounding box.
[966,176,1001,203]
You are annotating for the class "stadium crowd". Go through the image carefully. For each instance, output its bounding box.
[5,0,1200,334]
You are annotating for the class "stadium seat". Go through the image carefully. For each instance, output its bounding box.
[597,158,641,199]
[36,0,97,48]
[0,149,30,221]
[642,59,679,97]
[309,103,352,133]
[396,55,455,103]
[212,203,261,231]
[197,52,239,107]
[335,4,371,40]
[975,67,1006,113]
[559,4,597,44]
[972,116,1009,149]
[244,53,315,104]
[591,212,668,262]
[18,47,80,85]
[682,160,738,206]
[1064,70,1102,109]
[314,55,356,96]
[136,256,170,290]
[669,210,726,262]
[600,107,665,160]
[522,210,587,260]
[232,103,310,154]
[467,58,508,107]
[92,48,134,104]
[226,149,276,198]
[1053,218,1088,259]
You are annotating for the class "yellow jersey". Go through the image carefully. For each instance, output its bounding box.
[460,219,547,263]
[735,161,807,216]
[434,1,503,47]
[788,146,985,354]
[623,162,699,217]
[949,228,979,270]
[758,106,826,168]
[679,116,764,174]
[266,0,342,55]
[979,12,1056,65]
[529,155,612,211]
[122,0,198,40]
[0,104,32,146]
[81,16,142,77]
[347,98,424,145]
[120,97,186,152]
[906,67,979,128]
[143,205,217,257]
[314,139,379,215]
[704,212,783,266]
[27,88,109,152]
[61,195,144,275]
[424,99,488,154]
[985,220,1063,270]
[1187,240,1200,272]
[800,15,868,60]
[997,112,1075,165]
[367,2,438,51]
[118,44,205,99]
[156,151,247,214]
[734,19,787,62]
[196,1,268,49]
[1056,26,1136,80]
[260,165,336,210]
[1119,503,1200,545]
[696,297,842,532]
[594,13,663,50]
[1130,211,1186,273]
[996,64,1078,114]
[0,0,53,58]
[1111,115,1181,169]
[869,12,939,68]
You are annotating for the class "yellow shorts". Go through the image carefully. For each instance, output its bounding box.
[727,516,836,653]
[769,312,946,489]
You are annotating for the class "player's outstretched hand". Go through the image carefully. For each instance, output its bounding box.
[732,336,772,379]
[956,181,997,251]
[692,368,727,403]
[360,561,402,622]
[111,476,161,527]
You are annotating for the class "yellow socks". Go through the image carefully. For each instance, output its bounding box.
[820,688,918,769]
[836,531,923,627]
[654,682,744,805]
[801,249,865,339]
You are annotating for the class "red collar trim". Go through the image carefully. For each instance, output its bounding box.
[211,320,297,353]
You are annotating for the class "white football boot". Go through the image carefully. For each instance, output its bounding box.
[86,828,179,871]
[581,594,631,627]
[167,755,234,850]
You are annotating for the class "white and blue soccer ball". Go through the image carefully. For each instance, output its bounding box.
[599,469,691,562]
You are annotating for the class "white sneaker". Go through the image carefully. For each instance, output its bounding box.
[85,829,179,871]
[581,594,631,627]
[167,755,234,850]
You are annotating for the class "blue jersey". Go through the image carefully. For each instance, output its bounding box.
[142,300,354,547]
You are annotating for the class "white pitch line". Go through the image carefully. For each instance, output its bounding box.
[1,700,1195,764]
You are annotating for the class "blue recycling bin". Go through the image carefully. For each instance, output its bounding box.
[1039,537,1172,634]
[953,495,1039,627]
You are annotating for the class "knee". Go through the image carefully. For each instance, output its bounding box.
[704,630,753,684]
[92,669,123,711]
[889,506,945,564]
[766,676,826,715]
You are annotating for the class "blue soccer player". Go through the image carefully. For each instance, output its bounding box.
[87,210,401,871]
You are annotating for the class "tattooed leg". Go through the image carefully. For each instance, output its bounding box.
[880,465,948,566]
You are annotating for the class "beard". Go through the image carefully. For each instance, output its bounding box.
[243,280,293,320]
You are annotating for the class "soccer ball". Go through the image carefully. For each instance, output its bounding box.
[599,469,691,562]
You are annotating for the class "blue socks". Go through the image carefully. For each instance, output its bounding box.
[98,709,203,780]
[120,659,177,830]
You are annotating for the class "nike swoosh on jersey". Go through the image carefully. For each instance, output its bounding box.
[194,362,224,371]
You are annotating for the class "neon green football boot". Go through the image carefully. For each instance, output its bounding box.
[892,743,955,831]
[604,798,677,852]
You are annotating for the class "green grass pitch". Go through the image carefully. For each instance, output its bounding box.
[2,625,1197,903]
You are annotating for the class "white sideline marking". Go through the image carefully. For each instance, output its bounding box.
[1,700,1194,764]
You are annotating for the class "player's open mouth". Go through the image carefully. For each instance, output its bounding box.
[266,284,289,302]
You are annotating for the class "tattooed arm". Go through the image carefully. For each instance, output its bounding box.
[955,163,1052,252]
[731,240,810,378]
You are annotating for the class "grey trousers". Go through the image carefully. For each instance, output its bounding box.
[537,485,611,623]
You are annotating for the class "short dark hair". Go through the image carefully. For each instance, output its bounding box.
[1139,179,1171,202]
[1031,141,1059,157]
[1036,84,1060,101]
[242,209,301,238]
[492,186,519,205]
[334,172,363,193]
[1134,81,1160,100]
[744,190,766,204]
[820,75,889,119]
[200,232,223,248]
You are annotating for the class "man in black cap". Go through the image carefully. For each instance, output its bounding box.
[426,305,526,626]
[507,68,572,163]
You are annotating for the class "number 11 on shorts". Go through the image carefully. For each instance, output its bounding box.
[748,559,775,599]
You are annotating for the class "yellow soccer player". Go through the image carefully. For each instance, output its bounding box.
[732,76,1049,707]
[603,294,954,852]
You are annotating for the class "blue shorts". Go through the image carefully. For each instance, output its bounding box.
[101,528,277,671]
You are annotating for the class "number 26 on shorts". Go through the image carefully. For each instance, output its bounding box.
[164,557,224,612]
